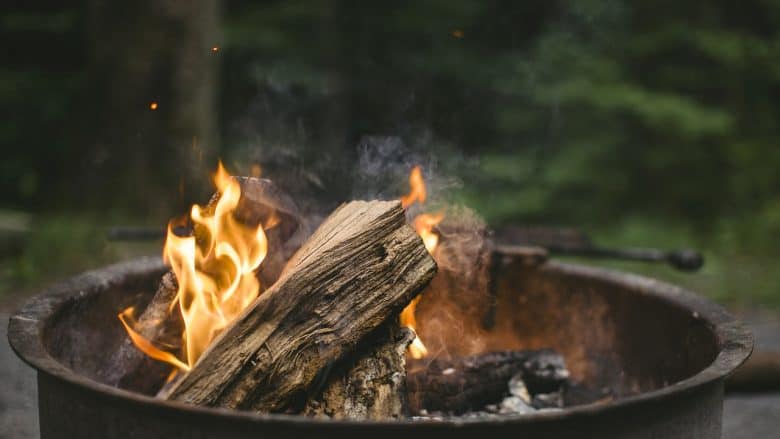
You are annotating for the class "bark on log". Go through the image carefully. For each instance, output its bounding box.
[163,200,437,412]
[406,350,568,414]
[304,323,415,420]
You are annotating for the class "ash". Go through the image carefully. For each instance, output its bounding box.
[411,374,563,421]
[411,354,610,421]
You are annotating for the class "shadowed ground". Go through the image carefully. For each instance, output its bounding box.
[0,308,38,439]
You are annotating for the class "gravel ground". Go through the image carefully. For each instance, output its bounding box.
[0,311,38,439]
[724,394,780,438]
[1,305,778,438]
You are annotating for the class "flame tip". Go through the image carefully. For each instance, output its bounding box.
[123,161,268,371]
[399,166,442,358]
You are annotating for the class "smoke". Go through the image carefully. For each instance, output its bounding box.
[226,88,496,360]
[351,135,494,359]
[351,135,463,208]
[416,205,493,359]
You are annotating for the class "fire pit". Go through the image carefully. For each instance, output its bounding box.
[9,246,751,438]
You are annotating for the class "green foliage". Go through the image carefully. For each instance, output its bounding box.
[13,217,110,282]
[3,1,780,307]
[0,215,159,298]
[0,5,84,209]
[0,216,111,298]
[576,218,780,307]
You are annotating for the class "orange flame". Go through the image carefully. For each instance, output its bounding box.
[400,166,443,358]
[400,166,426,208]
[118,307,190,371]
[119,162,268,371]
[413,212,444,253]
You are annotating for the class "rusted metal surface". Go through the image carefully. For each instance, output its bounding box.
[8,252,752,438]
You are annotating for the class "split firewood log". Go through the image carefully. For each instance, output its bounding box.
[406,349,569,414]
[162,200,437,413]
[304,323,416,420]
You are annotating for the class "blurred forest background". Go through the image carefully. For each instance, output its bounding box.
[2,1,779,308]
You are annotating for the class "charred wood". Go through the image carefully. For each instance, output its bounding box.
[200,176,309,287]
[108,272,183,394]
[162,200,437,412]
[406,350,568,414]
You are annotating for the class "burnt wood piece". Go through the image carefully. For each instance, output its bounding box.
[406,350,569,414]
[304,324,415,420]
[201,176,309,287]
[107,272,183,394]
[162,200,437,412]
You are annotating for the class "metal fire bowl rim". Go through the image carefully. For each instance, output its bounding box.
[7,255,753,427]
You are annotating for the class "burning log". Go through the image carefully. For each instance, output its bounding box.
[162,200,437,413]
[406,350,569,414]
[112,175,306,393]
[110,272,183,393]
[304,323,416,420]
[202,176,309,287]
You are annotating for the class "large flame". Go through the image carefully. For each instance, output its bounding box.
[119,162,268,371]
[400,166,443,359]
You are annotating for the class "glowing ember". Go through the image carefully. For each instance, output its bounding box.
[149,102,158,110]
[399,165,443,358]
[119,162,268,371]
[211,46,219,53]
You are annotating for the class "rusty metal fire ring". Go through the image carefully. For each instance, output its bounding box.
[8,255,752,438]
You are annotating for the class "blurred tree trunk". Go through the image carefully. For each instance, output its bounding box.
[84,0,220,214]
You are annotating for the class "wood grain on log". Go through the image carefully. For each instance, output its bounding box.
[304,323,415,420]
[163,200,437,412]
